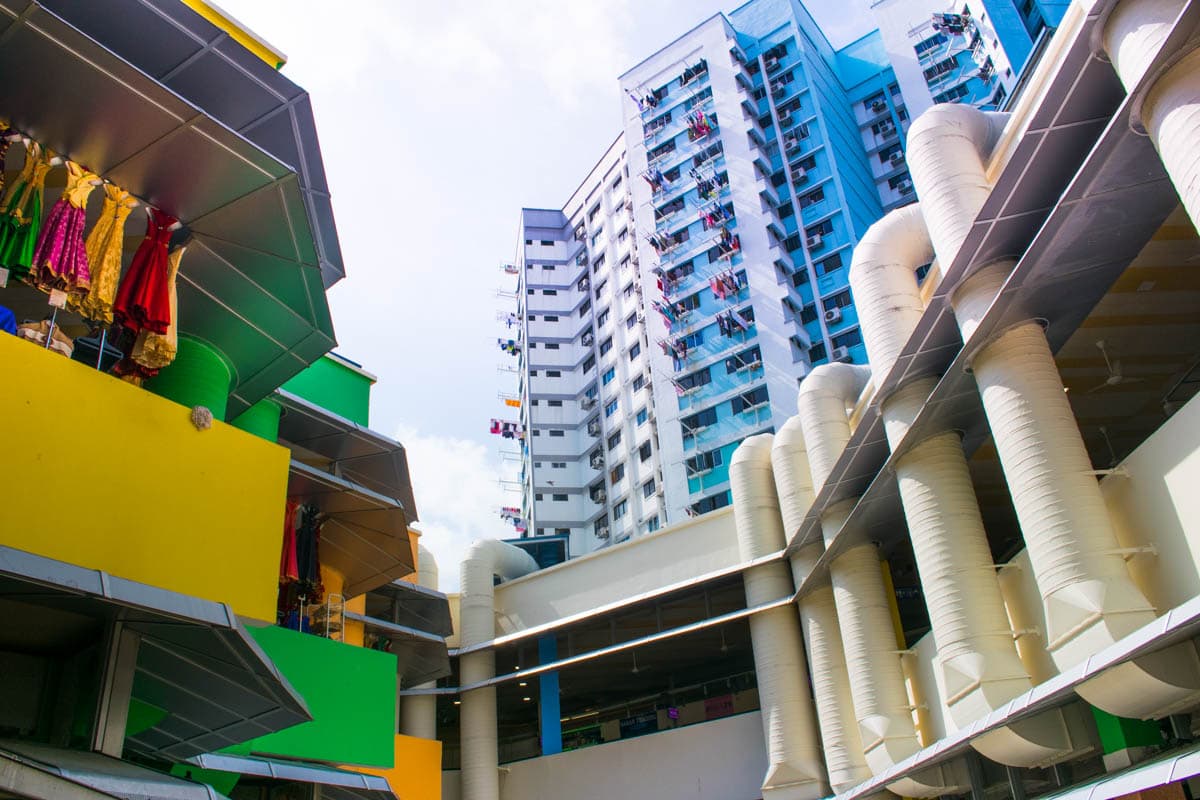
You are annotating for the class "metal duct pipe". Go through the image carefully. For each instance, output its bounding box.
[798,364,966,795]
[850,205,1088,766]
[400,544,439,740]
[731,435,828,800]
[771,418,872,793]
[459,540,539,800]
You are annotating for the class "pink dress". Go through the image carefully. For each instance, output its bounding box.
[33,161,99,298]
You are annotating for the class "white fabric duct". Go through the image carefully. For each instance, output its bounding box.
[791,544,873,793]
[1102,0,1186,92]
[1142,48,1200,232]
[905,104,1009,272]
[459,540,539,800]
[964,315,1200,718]
[796,363,872,503]
[400,545,440,740]
[846,203,934,382]
[771,420,872,793]
[731,435,828,800]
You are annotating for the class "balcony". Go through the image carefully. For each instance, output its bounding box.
[0,334,290,622]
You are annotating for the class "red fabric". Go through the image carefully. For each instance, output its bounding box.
[280,501,299,584]
[113,208,177,334]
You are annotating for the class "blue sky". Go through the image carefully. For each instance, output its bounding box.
[220,0,874,588]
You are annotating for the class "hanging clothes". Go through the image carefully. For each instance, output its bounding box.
[32,161,100,297]
[0,142,53,280]
[113,208,177,334]
[72,184,137,324]
[130,245,186,372]
[294,503,323,601]
[280,501,300,584]
[0,127,12,199]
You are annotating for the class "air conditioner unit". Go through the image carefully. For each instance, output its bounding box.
[581,396,597,409]
[582,333,595,346]
[824,307,843,324]
[889,151,906,167]
[806,234,824,250]
[871,99,887,113]
[897,179,915,195]
[878,121,895,136]
[593,489,607,503]
[778,113,793,129]
[832,345,852,362]
[596,525,611,539]
[790,167,808,184]
[590,453,605,469]
[764,55,780,72]
[655,485,665,497]
[587,422,601,436]
[783,136,799,152]
[578,278,591,292]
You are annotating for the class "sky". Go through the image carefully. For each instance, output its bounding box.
[219,0,874,590]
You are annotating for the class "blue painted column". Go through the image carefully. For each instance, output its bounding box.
[538,637,562,755]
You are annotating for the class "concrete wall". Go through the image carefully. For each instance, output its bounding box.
[491,507,740,636]
[443,711,768,800]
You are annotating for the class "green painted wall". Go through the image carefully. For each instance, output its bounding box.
[1090,706,1162,754]
[281,355,374,427]
[238,625,397,767]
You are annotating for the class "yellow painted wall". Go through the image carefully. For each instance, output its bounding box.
[0,335,288,621]
[356,734,442,800]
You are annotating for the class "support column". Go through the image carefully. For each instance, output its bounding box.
[538,637,562,756]
[92,622,140,758]
[1091,707,1163,771]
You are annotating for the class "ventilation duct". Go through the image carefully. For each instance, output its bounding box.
[400,544,439,741]
[459,540,539,800]
[731,435,828,800]
[771,418,873,793]
[850,205,1092,766]
[798,364,967,796]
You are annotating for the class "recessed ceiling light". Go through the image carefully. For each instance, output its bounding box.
[522,697,532,702]
[453,700,461,705]
[519,682,528,687]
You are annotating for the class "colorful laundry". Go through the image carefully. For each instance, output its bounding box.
[0,141,54,280]
[32,161,100,298]
[72,184,138,324]
[113,208,178,334]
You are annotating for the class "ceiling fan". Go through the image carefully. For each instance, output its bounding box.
[1087,340,1146,393]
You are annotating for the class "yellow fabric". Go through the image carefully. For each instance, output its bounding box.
[61,161,99,208]
[0,142,51,225]
[132,246,184,369]
[72,184,137,324]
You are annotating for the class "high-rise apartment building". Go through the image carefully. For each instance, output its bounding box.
[504,0,1052,557]
[507,139,668,558]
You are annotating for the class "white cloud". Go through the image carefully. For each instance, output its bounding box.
[397,425,518,592]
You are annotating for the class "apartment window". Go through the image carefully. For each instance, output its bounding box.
[605,399,619,417]
[528,314,537,321]
[588,204,601,222]
[549,430,565,437]
[922,57,957,82]
[608,431,622,449]
[626,312,638,330]
[799,187,824,208]
[602,367,615,385]
[792,270,809,288]
[526,239,534,245]
[683,406,718,433]
[532,430,541,436]
[629,342,641,360]
[552,462,566,469]
[614,499,628,519]
[691,490,731,514]
[620,255,631,271]
[643,479,656,498]
[594,254,606,271]
[528,342,537,349]
[633,374,646,392]
[530,370,539,376]
[527,288,534,295]
[809,342,827,362]
[731,385,769,413]
[806,220,833,239]
[583,355,596,372]
[594,279,608,298]
[543,289,557,296]
[678,292,701,312]
[594,516,609,536]
[579,300,592,316]
[823,289,853,310]
[816,253,843,276]
[547,370,562,377]
[687,448,724,474]
[610,463,626,483]
[541,240,554,246]
[600,337,613,355]
[535,493,543,500]
[548,399,563,407]
[543,264,556,271]
[678,366,712,390]
[534,461,542,467]
[832,328,863,348]
[681,330,704,349]
[544,315,559,322]
[612,176,623,191]
[647,516,661,533]
[623,283,635,299]
[636,407,648,425]
[725,346,762,373]
[618,228,629,242]
[639,441,652,462]
[598,309,610,326]
[800,304,817,324]
[556,527,570,535]
[547,493,565,503]
[591,229,604,247]
[546,343,560,350]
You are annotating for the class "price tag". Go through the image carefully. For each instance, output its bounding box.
[0,267,7,288]
[48,289,68,308]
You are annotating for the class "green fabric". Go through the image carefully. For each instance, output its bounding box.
[1091,706,1162,754]
[145,337,232,421]
[231,399,282,442]
[233,625,397,768]
[282,355,373,426]
[0,177,42,277]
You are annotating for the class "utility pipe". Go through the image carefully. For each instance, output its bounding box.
[459,540,539,800]
[400,544,440,740]
[798,364,966,796]
[772,417,872,792]
[730,435,828,800]
[851,205,1089,766]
